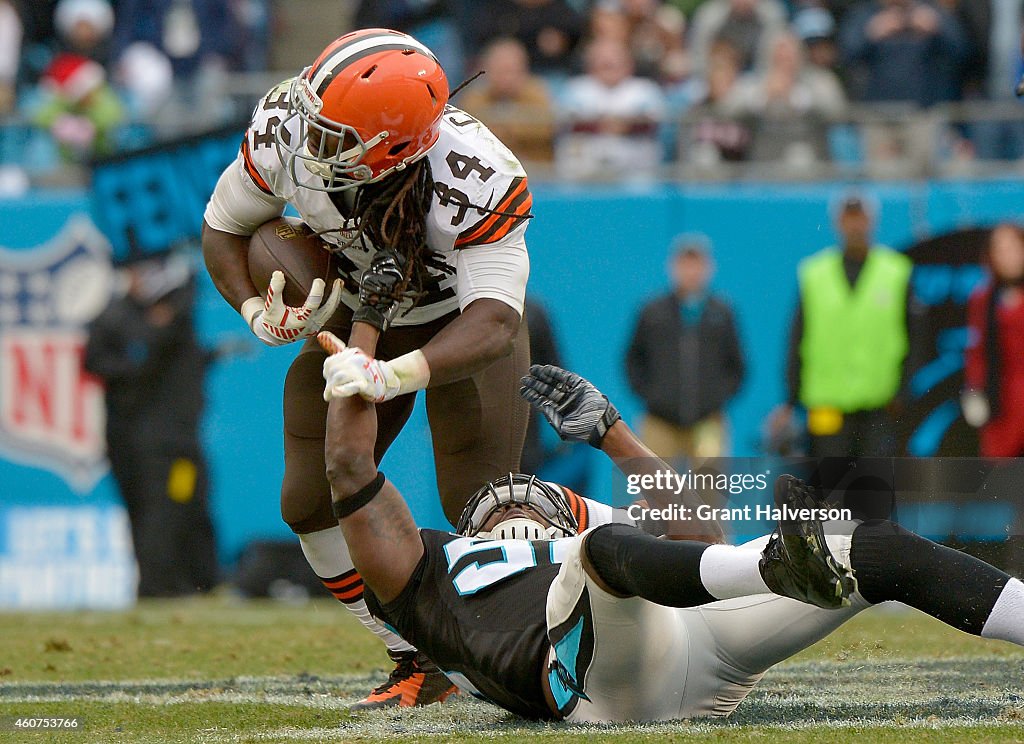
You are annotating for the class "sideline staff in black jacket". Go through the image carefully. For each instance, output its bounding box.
[625,237,745,460]
[84,254,218,598]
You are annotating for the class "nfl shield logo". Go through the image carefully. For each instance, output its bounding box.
[0,216,114,492]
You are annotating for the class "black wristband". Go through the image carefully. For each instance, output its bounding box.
[332,471,386,520]
[352,305,388,332]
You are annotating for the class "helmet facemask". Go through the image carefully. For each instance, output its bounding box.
[456,474,579,541]
[275,72,404,193]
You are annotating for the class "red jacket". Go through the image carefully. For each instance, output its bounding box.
[965,284,1024,457]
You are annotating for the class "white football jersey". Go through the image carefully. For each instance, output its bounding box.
[219,78,533,326]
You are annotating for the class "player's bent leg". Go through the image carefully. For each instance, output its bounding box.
[580,522,851,610]
[661,527,868,718]
[426,317,530,523]
[545,531,690,722]
[680,590,869,717]
[701,529,868,671]
[300,526,413,653]
[300,525,455,712]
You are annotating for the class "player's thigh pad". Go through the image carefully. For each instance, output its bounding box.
[546,530,691,722]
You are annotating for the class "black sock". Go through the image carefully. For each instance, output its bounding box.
[850,519,1011,635]
[584,523,716,607]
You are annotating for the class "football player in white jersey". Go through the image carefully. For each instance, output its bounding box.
[202,28,535,708]
[319,335,1024,722]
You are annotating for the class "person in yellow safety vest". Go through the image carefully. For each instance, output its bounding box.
[768,194,924,457]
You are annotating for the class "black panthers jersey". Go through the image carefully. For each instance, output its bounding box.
[364,529,574,719]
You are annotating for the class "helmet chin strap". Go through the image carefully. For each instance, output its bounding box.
[485,517,550,542]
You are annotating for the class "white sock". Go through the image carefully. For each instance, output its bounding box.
[699,545,770,599]
[981,577,1024,646]
[299,527,415,654]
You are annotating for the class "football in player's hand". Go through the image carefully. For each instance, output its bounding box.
[248,217,337,307]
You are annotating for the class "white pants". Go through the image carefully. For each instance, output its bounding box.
[545,531,871,722]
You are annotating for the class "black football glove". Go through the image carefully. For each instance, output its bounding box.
[520,364,621,449]
[352,248,407,332]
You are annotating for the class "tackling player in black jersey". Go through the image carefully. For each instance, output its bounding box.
[320,327,1024,722]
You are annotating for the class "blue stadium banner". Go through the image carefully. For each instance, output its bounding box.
[0,216,113,490]
[0,214,137,608]
[90,123,247,263]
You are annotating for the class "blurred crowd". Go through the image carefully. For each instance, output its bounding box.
[0,0,269,182]
[1,0,1023,183]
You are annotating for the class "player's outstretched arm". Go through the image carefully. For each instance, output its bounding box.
[320,331,424,604]
[521,364,725,544]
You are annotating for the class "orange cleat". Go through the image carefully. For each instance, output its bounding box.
[350,650,459,710]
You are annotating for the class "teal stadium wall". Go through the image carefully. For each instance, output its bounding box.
[1,177,1023,579]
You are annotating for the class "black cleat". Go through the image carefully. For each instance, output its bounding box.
[349,650,458,710]
[759,475,858,609]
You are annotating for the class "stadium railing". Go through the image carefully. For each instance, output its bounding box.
[3,71,1024,185]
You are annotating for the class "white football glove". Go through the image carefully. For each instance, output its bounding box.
[242,271,342,347]
[319,331,429,403]
[321,336,399,402]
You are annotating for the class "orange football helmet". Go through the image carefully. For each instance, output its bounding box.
[276,28,449,192]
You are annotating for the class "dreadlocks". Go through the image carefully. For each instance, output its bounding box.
[344,157,452,308]
[325,153,533,311]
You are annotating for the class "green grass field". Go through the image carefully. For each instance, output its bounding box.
[1,597,1022,743]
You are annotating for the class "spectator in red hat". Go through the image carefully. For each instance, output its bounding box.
[32,52,125,160]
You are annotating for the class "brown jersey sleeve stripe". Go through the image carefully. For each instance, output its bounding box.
[455,179,530,247]
[455,177,531,247]
[473,190,536,245]
[475,191,532,245]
